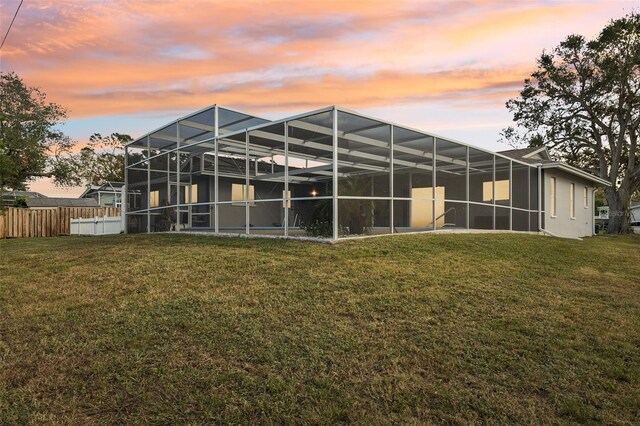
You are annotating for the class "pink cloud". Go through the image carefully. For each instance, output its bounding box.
[4,0,630,197]
[1,0,633,120]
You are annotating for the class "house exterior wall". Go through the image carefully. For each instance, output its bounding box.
[84,191,122,207]
[98,193,117,207]
[543,169,594,238]
[217,176,285,229]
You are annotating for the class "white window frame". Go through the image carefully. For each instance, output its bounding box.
[549,177,556,218]
[482,180,509,202]
[583,186,588,209]
[569,183,575,219]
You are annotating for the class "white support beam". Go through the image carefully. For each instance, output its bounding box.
[288,119,466,167]
[389,125,394,234]
[245,130,250,235]
[219,136,389,173]
[332,108,338,240]
[149,133,181,144]
[180,120,215,132]
[284,122,289,237]
[243,130,432,172]
[214,105,219,233]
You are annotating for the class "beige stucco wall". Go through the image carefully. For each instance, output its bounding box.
[543,169,594,238]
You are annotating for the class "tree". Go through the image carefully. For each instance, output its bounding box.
[66,132,132,186]
[0,72,74,193]
[502,12,639,234]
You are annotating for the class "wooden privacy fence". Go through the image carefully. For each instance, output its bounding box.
[0,207,120,238]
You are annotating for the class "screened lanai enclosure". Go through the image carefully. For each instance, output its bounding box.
[125,105,540,240]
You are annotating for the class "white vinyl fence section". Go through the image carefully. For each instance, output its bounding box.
[70,216,123,236]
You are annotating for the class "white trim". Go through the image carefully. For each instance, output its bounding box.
[539,163,610,186]
[549,176,557,218]
[569,182,575,219]
[521,146,550,159]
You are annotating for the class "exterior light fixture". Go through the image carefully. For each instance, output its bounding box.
[310,189,318,197]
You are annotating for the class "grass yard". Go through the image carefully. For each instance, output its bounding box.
[1,233,639,424]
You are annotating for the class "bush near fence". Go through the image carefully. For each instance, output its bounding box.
[0,207,120,238]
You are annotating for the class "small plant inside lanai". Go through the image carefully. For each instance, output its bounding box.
[301,175,375,237]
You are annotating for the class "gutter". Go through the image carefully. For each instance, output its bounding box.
[592,188,598,236]
[539,162,611,187]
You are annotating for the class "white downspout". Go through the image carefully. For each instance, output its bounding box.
[592,188,597,235]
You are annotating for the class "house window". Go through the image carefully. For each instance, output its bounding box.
[190,184,198,203]
[482,180,509,202]
[569,183,575,218]
[583,187,588,208]
[410,187,445,227]
[150,190,160,208]
[232,183,255,206]
[550,177,556,217]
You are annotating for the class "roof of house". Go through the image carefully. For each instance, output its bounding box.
[539,163,611,186]
[498,146,550,159]
[498,147,610,186]
[497,147,553,164]
[26,197,100,208]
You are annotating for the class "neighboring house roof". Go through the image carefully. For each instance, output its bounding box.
[79,185,100,198]
[498,147,610,187]
[2,190,48,207]
[80,181,126,198]
[26,197,100,208]
[2,190,48,198]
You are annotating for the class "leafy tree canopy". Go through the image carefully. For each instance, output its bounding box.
[1,72,132,198]
[502,12,640,233]
[0,72,73,190]
[65,132,132,186]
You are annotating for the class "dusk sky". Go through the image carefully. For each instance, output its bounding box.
[0,0,635,196]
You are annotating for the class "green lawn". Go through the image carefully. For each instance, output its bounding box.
[1,233,639,424]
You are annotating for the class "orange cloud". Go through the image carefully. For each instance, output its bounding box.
[444,3,584,49]
[4,0,630,197]
[1,0,631,120]
[47,65,527,119]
